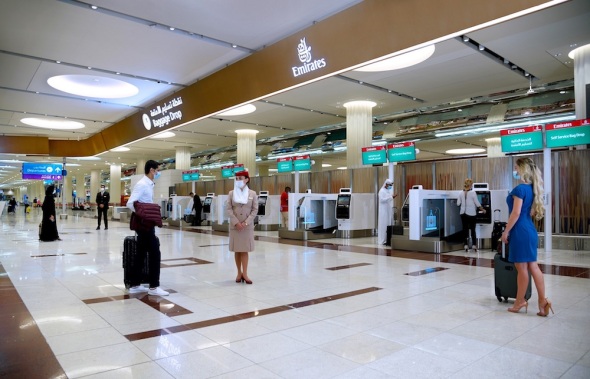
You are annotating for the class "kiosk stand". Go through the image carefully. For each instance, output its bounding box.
[335,188,375,238]
[255,191,280,231]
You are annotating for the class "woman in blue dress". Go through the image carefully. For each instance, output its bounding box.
[501,157,553,317]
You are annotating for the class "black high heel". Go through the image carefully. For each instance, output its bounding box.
[242,276,252,284]
[235,275,243,283]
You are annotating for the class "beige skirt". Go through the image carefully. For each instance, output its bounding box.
[229,227,255,252]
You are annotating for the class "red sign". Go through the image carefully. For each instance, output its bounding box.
[221,165,233,170]
[545,118,590,131]
[182,169,199,175]
[500,125,543,136]
[277,157,292,163]
[362,145,386,152]
[387,141,415,149]
[293,155,310,161]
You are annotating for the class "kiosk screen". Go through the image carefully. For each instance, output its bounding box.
[337,195,351,206]
[203,197,212,206]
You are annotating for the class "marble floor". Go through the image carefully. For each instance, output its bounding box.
[1,209,589,378]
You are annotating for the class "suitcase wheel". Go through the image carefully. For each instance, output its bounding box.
[496,296,503,302]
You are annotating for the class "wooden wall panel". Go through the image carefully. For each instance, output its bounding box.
[405,161,434,190]
[471,156,513,190]
[435,160,468,190]
[557,149,589,234]
[352,167,376,193]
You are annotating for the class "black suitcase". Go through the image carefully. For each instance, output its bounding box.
[122,235,151,289]
[494,242,531,302]
[491,209,506,251]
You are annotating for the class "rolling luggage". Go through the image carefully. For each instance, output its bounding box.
[494,240,531,302]
[491,209,506,251]
[122,235,152,289]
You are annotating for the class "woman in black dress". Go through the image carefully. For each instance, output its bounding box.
[40,185,61,241]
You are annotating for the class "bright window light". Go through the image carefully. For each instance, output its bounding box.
[47,75,139,99]
[21,118,85,130]
[354,45,435,72]
[218,104,256,116]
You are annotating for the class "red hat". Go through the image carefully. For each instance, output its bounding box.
[234,170,249,178]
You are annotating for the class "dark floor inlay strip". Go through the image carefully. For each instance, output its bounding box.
[160,257,213,268]
[405,267,449,276]
[31,253,87,258]
[0,264,67,378]
[83,289,188,318]
[199,244,229,247]
[124,287,382,341]
[326,263,372,271]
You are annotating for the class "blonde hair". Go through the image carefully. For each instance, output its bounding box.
[463,178,473,190]
[515,157,545,220]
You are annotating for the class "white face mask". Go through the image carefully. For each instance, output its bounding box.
[100,188,105,193]
[234,180,245,190]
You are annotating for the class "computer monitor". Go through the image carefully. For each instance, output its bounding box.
[337,195,351,206]
[203,197,213,206]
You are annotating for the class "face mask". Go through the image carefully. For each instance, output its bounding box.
[154,171,161,180]
[100,188,105,193]
[513,170,521,180]
[234,180,244,189]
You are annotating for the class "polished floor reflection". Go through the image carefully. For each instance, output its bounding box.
[1,209,589,378]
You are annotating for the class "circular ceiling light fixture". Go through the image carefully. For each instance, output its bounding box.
[110,147,130,152]
[218,104,256,116]
[151,131,175,139]
[445,148,486,155]
[21,117,85,130]
[354,45,436,72]
[47,75,139,98]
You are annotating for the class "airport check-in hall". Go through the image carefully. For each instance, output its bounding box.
[1,1,590,378]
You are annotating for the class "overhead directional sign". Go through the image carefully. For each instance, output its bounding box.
[546,118,590,148]
[22,163,63,180]
[293,155,311,171]
[182,169,200,182]
[277,157,293,173]
[500,125,544,153]
[362,145,387,165]
[387,142,416,162]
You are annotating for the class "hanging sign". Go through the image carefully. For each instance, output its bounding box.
[500,125,544,153]
[182,169,200,182]
[387,142,416,162]
[277,157,293,173]
[545,118,590,148]
[293,155,311,171]
[361,146,387,165]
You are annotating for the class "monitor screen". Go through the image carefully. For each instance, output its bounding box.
[476,191,490,206]
[204,197,213,205]
[258,197,267,206]
[337,195,351,206]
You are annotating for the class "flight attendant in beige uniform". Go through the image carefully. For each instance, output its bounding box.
[227,170,258,284]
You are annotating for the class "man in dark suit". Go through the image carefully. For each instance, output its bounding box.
[96,184,110,230]
[192,193,202,226]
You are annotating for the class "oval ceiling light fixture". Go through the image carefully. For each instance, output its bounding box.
[71,156,102,161]
[47,75,139,98]
[354,45,435,72]
[151,131,176,139]
[110,147,130,152]
[21,117,85,130]
[322,163,332,167]
[218,104,256,116]
[446,148,486,155]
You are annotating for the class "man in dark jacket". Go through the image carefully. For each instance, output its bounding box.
[192,193,202,226]
[96,184,110,230]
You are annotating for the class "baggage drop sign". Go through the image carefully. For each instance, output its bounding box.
[546,119,590,148]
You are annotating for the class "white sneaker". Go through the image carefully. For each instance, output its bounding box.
[148,287,169,296]
[128,285,148,293]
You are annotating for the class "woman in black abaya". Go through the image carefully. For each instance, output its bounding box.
[40,185,61,241]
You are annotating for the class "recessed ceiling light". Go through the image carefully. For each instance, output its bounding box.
[70,156,102,161]
[445,148,486,155]
[47,75,139,99]
[217,104,256,116]
[151,131,175,139]
[337,166,347,170]
[322,163,332,167]
[354,45,435,72]
[110,147,130,152]
[21,117,85,130]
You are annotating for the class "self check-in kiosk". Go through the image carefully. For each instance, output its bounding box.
[255,191,280,231]
[335,188,375,238]
[212,194,229,232]
[202,193,215,225]
[278,191,338,240]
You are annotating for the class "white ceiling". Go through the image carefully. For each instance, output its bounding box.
[1,0,589,188]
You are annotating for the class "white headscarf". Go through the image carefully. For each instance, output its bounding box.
[382,179,393,189]
[232,179,249,204]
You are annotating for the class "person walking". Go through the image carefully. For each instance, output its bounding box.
[192,192,202,226]
[457,178,485,252]
[377,179,397,245]
[280,186,290,228]
[126,160,169,296]
[39,185,61,241]
[502,157,553,316]
[227,170,258,284]
[96,184,110,230]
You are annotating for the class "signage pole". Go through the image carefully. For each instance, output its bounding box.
[388,162,394,181]
[543,147,552,252]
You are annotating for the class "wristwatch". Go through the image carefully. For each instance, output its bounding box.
[244,221,248,226]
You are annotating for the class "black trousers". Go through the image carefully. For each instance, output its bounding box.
[97,206,108,228]
[135,228,161,288]
[461,214,477,246]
